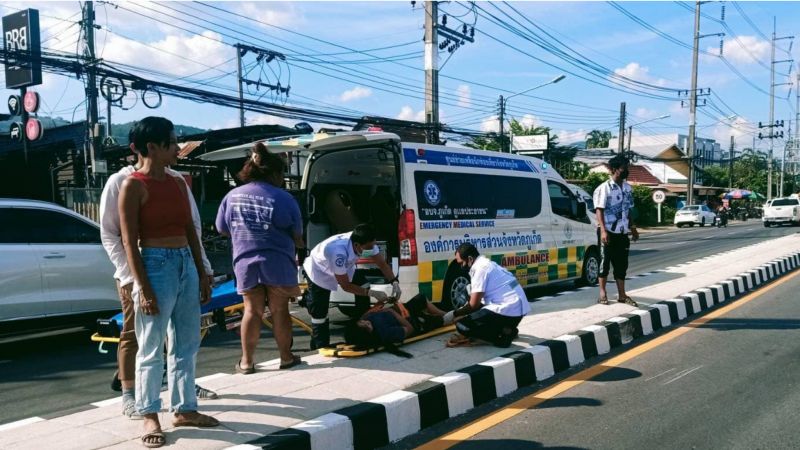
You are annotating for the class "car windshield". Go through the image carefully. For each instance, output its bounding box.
[771,199,799,206]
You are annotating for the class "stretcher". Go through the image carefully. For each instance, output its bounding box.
[318,324,456,358]
[90,280,312,354]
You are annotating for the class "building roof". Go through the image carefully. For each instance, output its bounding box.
[590,163,661,185]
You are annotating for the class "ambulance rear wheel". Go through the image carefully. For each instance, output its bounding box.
[442,266,470,311]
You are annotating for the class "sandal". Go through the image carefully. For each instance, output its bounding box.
[172,412,220,428]
[279,355,302,370]
[618,296,638,307]
[235,360,255,375]
[446,334,473,348]
[598,295,609,305]
[140,431,165,448]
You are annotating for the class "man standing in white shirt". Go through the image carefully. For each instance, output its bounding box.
[302,223,399,349]
[444,243,530,348]
[99,132,217,419]
[592,154,638,306]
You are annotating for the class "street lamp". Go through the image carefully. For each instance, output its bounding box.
[499,74,566,152]
[625,114,670,155]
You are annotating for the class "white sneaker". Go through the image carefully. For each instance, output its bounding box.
[122,399,143,420]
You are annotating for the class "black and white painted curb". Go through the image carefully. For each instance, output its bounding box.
[230,251,800,450]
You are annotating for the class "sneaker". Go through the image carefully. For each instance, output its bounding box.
[122,399,143,420]
[196,385,218,400]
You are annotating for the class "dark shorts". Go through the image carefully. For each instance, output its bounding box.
[598,228,630,280]
[456,308,522,348]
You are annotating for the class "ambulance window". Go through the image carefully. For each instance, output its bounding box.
[414,171,541,220]
[548,181,587,223]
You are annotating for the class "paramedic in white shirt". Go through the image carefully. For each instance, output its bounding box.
[303,223,399,349]
[444,243,530,348]
[99,135,216,419]
[592,154,638,307]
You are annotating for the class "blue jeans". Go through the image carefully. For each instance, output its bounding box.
[134,247,200,414]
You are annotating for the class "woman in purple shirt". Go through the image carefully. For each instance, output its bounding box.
[216,143,305,372]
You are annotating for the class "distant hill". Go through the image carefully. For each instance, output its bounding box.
[110,121,208,146]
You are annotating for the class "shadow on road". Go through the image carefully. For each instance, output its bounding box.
[691,318,800,331]
[450,439,588,449]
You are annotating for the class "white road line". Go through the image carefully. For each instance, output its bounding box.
[639,247,653,251]
[538,296,555,300]
[645,368,676,382]
[663,365,703,385]
[91,397,121,407]
[196,372,230,383]
[701,236,713,240]
[0,416,45,432]
[727,231,736,235]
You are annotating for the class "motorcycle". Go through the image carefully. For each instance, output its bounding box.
[714,210,728,228]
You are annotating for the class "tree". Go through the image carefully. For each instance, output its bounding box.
[585,129,613,149]
[577,171,608,196]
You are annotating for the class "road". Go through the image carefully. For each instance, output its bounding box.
[397,246,800,450]
[0,221,795,426]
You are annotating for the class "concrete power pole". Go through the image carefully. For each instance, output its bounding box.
[236,44,245,128]
[686,0,701,206]
[768,18,776,200]
[617,102,626,153]
[498,95,505,152]
[83,1,101,185]
[729,135,734,189]
[424,1,439,145]
[795,70,799,182]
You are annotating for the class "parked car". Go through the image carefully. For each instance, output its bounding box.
[673,205,716,227]
[762,197,800,227]
[0,199,119,330]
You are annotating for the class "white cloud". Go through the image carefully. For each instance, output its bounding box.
[714,36,770,65]
[633,108,660,120]
[101,30,232,77]
[518,114,538,130]
[710,116,753,145]
[234,2,306,28]
[613,62,668,87]
[339,86,372,102]
[396,106,425,122]
[456,84,471,107]
[480,115,499,133]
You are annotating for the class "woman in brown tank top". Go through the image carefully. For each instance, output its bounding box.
[119,117,218,448]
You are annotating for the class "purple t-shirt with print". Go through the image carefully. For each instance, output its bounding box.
[215,181,302,286]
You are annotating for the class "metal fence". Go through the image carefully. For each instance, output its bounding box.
[64,187,102,223]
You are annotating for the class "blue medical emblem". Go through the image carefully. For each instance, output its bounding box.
[423,180,441,206]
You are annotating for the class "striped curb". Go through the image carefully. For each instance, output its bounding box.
[230,251,800,450]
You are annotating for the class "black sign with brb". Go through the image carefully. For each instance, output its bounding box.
[2,9,41,89]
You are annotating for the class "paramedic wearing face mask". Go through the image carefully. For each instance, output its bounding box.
[303,223,401,349]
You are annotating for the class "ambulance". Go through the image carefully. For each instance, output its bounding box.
[201,131,600,314]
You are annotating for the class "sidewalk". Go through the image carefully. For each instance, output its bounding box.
[2,234,799,450]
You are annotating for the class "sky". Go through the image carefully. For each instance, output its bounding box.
[2,0,799,153]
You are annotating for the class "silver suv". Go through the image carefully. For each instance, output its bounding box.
[0,199,119,326]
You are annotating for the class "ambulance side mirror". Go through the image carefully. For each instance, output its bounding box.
[576,201,587,219]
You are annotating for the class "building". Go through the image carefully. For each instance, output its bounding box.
[609,133,722,184]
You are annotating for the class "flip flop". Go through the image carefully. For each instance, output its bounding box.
[446,334,473,348]
[235,360,255,375]
[279,355,302,370]
[598,295,609,305]
[140,431,165,448]
[172,413,220,428]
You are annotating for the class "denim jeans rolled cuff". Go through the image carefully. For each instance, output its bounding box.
[134,246,201,415]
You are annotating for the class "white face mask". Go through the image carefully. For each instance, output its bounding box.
[359,246,380,257]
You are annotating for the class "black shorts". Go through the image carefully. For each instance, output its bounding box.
[598,228,630,280]
[456,308,522,348]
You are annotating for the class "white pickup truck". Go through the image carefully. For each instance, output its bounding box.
[762,197,800,227]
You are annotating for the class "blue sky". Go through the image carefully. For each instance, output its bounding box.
[2,1,798,152]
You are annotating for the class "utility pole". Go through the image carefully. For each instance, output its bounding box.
[626,125,632,157]
[498,95,505,152]
[82,1,100,186]
[617,102,626,153]
[795,70,800,182]
[729,135,734,189]
[235,44,245,128]
[424,1,439,145]
[768,18,776,200]
[686,0,701,206]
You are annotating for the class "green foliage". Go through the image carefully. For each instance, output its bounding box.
[661,205,677,224]
[631,184,658,226]
[464,134,501,152]
[577,172,608,196]
[585,129,613,149]
[700,165,728,188]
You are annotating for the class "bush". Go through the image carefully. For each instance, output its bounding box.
[631,185,658,226]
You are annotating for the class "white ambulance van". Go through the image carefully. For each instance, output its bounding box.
[202,131,600,314]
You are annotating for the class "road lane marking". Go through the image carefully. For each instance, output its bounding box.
[645,368,676,382]
[417,268,800,450]
[663,365,703,385]
[0,417,44,432]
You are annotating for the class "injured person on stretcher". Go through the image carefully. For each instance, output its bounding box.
[344,294,452,351]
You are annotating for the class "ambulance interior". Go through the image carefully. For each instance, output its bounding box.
[305,147,401,268]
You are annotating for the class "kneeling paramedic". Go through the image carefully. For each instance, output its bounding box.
[445,243,530,348]
[303,223,401,349]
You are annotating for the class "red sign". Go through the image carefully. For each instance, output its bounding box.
[23,91,40,113]
[25,118,43,141]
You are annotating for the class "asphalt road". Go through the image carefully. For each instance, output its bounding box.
[397,251,800,449]
[0,220,796,426]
